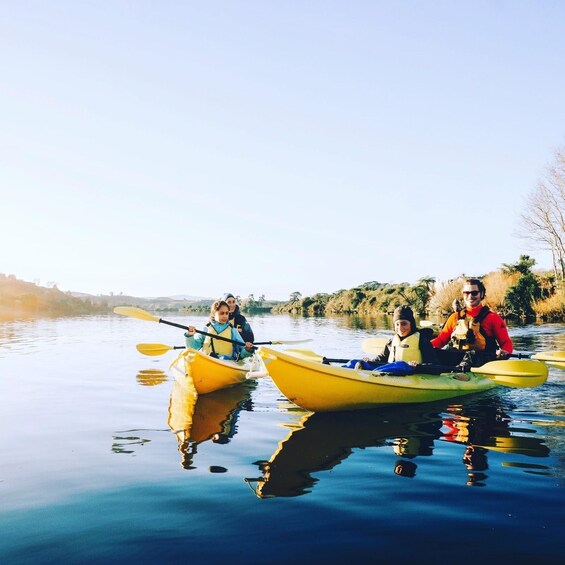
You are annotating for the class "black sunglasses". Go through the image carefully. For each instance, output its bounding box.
[462,290,480,297]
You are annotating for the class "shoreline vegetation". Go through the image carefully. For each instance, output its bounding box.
[2,255,564,322]
[273,256,565,323]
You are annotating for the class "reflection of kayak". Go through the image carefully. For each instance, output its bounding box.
[168,380,254,468]
[168,379,254,443]
[169,348,266,394]
[260,347,500,412]
[246,406,444,498]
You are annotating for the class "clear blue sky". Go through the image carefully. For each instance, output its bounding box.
[2,1,564,301]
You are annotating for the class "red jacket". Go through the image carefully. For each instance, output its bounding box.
[431,305,513,353]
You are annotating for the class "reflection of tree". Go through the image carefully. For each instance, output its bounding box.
[168,381,255,470]
[111,432,153,454]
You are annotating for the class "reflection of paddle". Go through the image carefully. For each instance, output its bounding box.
[114,306,311,347]
[136,369,168,386]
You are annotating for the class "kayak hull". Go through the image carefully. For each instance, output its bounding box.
[170,348,254,394]
[260,347,501,412]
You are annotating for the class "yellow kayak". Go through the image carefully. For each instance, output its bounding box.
[259,347,547,412]
[170,348,267,394]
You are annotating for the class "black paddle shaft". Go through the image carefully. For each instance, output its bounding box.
[159,318,262,348]
[322,357,351,364]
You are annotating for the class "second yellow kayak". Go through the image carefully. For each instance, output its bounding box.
[259,347,547,412]
[170,348,267,394]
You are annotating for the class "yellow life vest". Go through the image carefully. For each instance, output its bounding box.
[202,325,235,357]
[450,311,487,351]
[388,332,423,364]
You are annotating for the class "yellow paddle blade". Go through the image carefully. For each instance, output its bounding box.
[114,306,159,323]
[532,351,565,368]
[136,343,175,356]
[281,348,325,363]
[471,359,548,388]
[362,337,389,355]
[419,320,440,328]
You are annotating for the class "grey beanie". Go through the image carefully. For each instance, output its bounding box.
[393,305,416,331]
[222,293,235,301]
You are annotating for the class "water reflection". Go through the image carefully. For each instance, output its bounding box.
[443,400,550,457]
[246,405,443,497]
[442,398,550,486]
[136,369,168,386]
[247,395,551,497]
[111,432,154,454]
[168,380,255,470]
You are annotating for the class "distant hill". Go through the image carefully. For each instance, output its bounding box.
[70,291,211,303]
[88,293,213,312]
[0,274,278,318]
[0,274,111,318]
[168,294,212,301]
[0,274,214,318]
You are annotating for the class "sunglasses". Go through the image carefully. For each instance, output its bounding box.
[462,290,480,297]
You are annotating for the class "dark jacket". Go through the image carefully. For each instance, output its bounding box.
[229,306,254,343]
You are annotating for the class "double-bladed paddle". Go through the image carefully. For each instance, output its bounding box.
[363,334,565,367]
[362,337,391,355]
[282,348,352,364]
[114,306,312,348]
[281,348,549,388]
[469,359,548,388]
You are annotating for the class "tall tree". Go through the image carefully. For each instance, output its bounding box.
[289,291,302,302]
[518,146,565,281]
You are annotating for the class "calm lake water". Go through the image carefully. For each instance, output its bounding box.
[1,313,564,563]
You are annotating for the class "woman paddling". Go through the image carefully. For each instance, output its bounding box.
[185,300,254,361]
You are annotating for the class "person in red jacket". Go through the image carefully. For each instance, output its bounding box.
[431,278,513,367]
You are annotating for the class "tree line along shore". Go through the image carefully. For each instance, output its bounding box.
[2,255,564,322]
[273,256,565,323]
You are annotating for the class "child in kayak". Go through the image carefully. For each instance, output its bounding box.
[185,300,255,361]
[345,305,437,370]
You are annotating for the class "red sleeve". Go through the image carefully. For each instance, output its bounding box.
[430,313,458,349]
[484,313,513,353]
